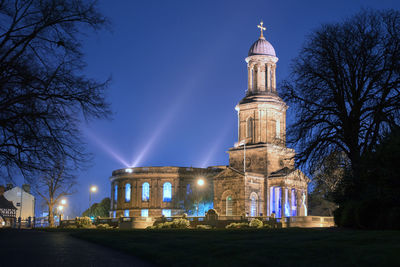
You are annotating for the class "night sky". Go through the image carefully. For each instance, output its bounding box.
[40,0,400,217]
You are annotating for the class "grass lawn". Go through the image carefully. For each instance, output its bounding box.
[69,228,400,266]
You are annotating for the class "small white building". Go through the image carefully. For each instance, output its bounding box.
[4,185,35,219]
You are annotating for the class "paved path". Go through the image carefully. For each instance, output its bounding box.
[0,229,154,267]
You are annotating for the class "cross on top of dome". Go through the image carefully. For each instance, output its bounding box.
[257,21,266,39]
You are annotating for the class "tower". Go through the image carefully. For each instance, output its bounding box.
[213,22,309,218]
[228,22,295,174]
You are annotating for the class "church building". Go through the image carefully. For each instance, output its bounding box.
[110,22,309,219]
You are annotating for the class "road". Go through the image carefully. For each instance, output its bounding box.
[0,229,154,267]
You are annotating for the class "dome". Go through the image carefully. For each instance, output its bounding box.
[248,37,276,57]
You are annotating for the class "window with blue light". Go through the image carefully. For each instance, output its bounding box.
[141,209,148,217]
[114,184,118,202]
[142,182,149,201]
[186,184,191,195]
[113,211,116,218]
[250,193,257,217]
[125,183,131,202]
[270,187,275,215]
[291,189,297,216]
[163,182,172,202]
[162,209,171,217]
[124,210,129,217]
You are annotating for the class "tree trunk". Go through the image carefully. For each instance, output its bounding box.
[48,204,54,227]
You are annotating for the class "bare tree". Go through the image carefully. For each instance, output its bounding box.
[0,0,111,181]
[35,160,76,227]
[282,9,400,179]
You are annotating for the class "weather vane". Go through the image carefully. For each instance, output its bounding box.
[257,21,266,38]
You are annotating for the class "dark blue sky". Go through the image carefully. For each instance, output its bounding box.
[52,0,400,216]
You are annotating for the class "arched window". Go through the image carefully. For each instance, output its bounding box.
[276,119,281,139]
[250,193,258,217]
[251,68,256,90]
[142,182,150,202]
[247,117,253,139]
[125,183,131,202]
[226,196,233,216]
[114,184,118,202]
[163,182,172,202]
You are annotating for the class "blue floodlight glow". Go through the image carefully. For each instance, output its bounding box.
[142,182,150,201]
[125,168,133,173]
[113,211,116,218]
[124,210,129,217]
[270,187,275,215]
[291,189,297,216]
[141,209,149,217]
[163,182,172,202]
[125,183,131,202]
[114,184,118,202]
[250,194,257,217]
[284,188,290,217]
[162,209,171,217]
[277,187,282,218]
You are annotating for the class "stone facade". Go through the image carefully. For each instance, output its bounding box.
[110,166,221,218]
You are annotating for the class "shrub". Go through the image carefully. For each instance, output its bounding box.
[75,217,92,228]
[249,218,263,228]
[263,223,272,229]
[171,218,190,229]
[151,218,190,229]
[96,223,112,230]
[225,222,249,229]
[196,224,212,229]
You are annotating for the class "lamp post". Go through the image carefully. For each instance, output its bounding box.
[89,186,97,217]
[237,138,250,173]
[195,178,205,216]
[57,205,64,223]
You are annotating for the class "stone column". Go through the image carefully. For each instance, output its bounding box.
[288,188,292,217]
[272,65,276,91]
[247,66,252,92]
[266,64,271,91]
[259,65,266,91]
[297,190,301,216]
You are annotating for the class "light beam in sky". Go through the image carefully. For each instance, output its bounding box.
[199,119,234,168]
[130,79,195,168]
[85,130,130,167]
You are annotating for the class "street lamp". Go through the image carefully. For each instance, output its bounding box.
[195,178,205,216]
[89,185,97,217]
[58,205,64,222]
[61,199,67,205]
